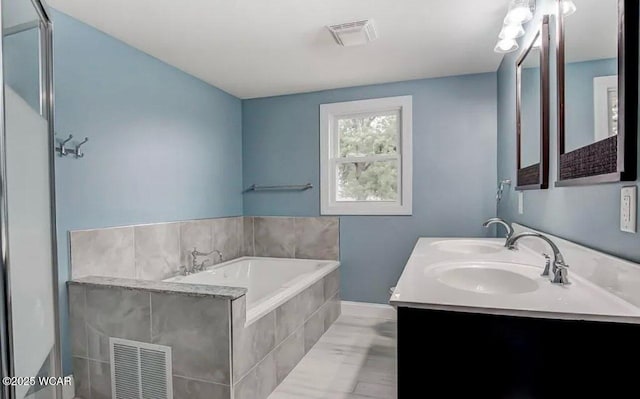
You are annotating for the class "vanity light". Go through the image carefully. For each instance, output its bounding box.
[494,38,519,53]
[560,0,577,16]
[499,23,525,40]
[504,0,534,25]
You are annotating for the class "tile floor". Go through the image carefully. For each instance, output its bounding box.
[268,314,397,399]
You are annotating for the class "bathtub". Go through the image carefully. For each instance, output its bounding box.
[165,256,340,324]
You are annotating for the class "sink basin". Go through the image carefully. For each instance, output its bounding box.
[431,240,504,254]
[434,262,539,294]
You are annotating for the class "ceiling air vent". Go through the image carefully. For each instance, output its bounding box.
[110,338,173,399]
[327,19,378,47]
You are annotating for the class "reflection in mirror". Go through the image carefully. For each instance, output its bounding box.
[516,16,549,190]
[564,0,618,152]
[520,43,541,168]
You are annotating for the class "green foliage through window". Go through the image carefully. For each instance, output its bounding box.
[336,113,399,201]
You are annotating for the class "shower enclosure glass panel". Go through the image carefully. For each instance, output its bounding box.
[1,0,60,398]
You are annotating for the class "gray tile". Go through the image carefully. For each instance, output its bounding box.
[179,219,213,268]
[294,217,339,260]
[70,227,135,279]
[72,357,89,399]
[89,360,111,399]
[274,328,304,385]
[301,280,324,321]
[242,217,254,256]
[324,292,341,331]
[323,269,340,300]
[232,296,276,380]
[134,223,181,280]
[275,294,304,344]
[151,292,230,385]
[68,285,87,357]
[212,217,242,262]
[234,352,277,399]
[173,376,231,399]
[254,217,295,258]
[303,307,325,352]
[85,286,151,362]
[27,385,54,399]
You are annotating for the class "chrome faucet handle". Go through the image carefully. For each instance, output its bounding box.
[552,262,570,285]
[541,253,551,277]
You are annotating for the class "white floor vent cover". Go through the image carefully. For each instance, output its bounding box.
[109,338,173,399]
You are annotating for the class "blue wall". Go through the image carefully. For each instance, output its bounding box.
[243,74,498,304]
[51,11,243,373]
[497,4,640,263]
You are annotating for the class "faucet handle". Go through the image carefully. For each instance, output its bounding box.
[552,262,570,285]
[541,253,551,277]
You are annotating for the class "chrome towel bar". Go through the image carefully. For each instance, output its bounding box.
[245,183,313,192]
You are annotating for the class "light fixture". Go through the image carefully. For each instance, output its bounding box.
[499,23,525,40]
[560,0,577,16]
[327,20,378,47]
[504,0,534,25]
[494,38,519,53]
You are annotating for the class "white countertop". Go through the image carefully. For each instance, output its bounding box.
[390,237,640,324]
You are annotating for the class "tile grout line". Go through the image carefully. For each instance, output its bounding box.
[72,355,110,365]
[132,226,138,279]
[228,299,235,398]
[149,292,153,343]
[84,286,91,399]
[173,373,231,387]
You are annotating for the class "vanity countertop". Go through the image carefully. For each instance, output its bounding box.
[390,237,640,324]
[69,275,247,300]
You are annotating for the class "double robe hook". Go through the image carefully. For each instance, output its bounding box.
[56,134,89,159]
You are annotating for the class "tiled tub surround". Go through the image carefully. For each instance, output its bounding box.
[70,216,339,280]
[68,268,340,399]
[165,257,339,324]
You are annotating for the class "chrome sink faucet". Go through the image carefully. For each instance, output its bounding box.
[505,232,570,285]
[482,217,514,246]
[191,247,224,273]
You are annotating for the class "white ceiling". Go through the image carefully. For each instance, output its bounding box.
[46,0,507,99]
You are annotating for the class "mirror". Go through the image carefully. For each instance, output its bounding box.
[516,16,550,190]
[557,0,638,185]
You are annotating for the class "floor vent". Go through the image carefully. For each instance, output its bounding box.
[109,338,173,399]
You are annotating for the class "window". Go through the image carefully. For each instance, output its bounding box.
[320,96,412,215]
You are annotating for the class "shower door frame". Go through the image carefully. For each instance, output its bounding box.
[0,0,62,398]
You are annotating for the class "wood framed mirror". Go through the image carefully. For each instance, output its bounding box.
[556,0,638,186]
[516,16,550,190]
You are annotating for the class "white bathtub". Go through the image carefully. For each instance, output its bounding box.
[164,257,339,323]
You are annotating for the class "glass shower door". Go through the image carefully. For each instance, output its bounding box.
[1,0,61,398]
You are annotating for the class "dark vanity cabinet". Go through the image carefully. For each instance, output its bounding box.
[397,307,640,398]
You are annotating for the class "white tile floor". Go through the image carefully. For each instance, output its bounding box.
[268,314,397,399]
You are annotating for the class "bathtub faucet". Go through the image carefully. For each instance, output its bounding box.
[191,247,224,272]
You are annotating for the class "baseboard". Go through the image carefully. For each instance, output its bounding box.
[341,301,396,320]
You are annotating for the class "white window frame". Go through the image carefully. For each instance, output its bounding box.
[320,96,413,215]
